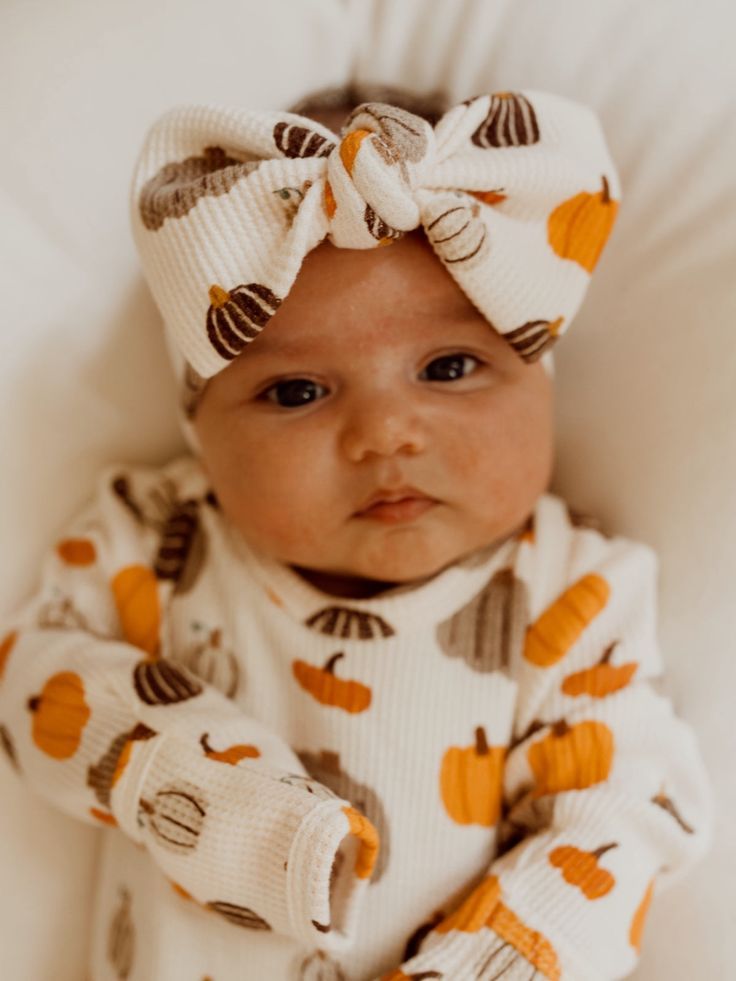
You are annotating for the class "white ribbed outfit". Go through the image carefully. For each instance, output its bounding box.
[0,455,713,980]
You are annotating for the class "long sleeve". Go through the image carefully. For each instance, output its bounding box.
[376,522,714,980]
[0,463,378,953]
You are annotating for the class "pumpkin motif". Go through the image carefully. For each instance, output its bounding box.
[206,900,272,930]
[505,317,565,364]
[561,642,637,698]
[139,781,207,854]
[323,179,337,219]
[440,726,506,826]
[297,949,347,980]
[524,573,610,668]
[629,878,655,952]
[138,145,261,232]
[206,282,282,361]
[304,607,395,640]
[27,671,91,759]
[298,748,390,881]
[273,122,334,159]
[436,568,529,675]
[89,808,118,827]
[153,498,207,595]
[548,842,618,899]
[87,723,157,807]
[37,594,90,632]
[177,625,240,698]
[527,719,615,797]
[469,188,507,206]
[425,197,488,267]
[471,92,541,148]
[486,899,560,980]
[132,659,203,705]
[56,537,97,566]
[363,203,403,245]
[548,175,619,273]
[200,732,260,765]
[292,653,372,713]
[111,565,161,658]
[107,887,134,980]
[342,804,380,880]
[0,629,17,681]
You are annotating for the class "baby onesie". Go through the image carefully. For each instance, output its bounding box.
[0,454,713,980]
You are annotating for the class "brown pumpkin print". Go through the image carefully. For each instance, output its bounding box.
[363,203,404,245]
[298,748,390,881]
[297,949,347,980]
[132,658,203,705]
[342,103,429,165]
[138,145,262,232]
[37,593,91,633]
[304,606,395,640]
[548,842,618,899]
[27,671,91,759]
[87,723,157,807]
[153,498,207,595]
[440,726,506,827]
[436,568,529,675]
[292,653,372,713]
[524,573,610,668]
[652,784,695,834]
[111,565,161,658]
[107,887,134,980]
[273,121,334,159]
[425,198,488,267]
[206,900,272,930]
[0,629,17,681]
[206,282,282,361]
[629,878,655,952]
[200,732,260,765]
[56,537,97,566]
[139,781,207,854]
[527,719,615,797]
[177,624,240,698]
[561,642,637,698]
[505,317,565,364]
[548,175,619,273]
[471,92,541,148]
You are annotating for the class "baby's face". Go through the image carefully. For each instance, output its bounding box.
[194,229,554,598]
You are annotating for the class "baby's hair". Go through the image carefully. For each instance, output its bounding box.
[286,81,451,128]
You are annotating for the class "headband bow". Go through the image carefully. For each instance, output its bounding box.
[130,90,620,408]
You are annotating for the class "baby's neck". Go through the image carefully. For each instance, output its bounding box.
[290,565,401,599]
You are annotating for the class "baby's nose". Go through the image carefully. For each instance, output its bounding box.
[339,392,427,462]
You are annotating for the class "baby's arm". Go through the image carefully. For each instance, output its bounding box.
[376,529,714,980]
[0,463,377,953]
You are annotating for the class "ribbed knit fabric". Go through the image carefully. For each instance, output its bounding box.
[0,455,713,980]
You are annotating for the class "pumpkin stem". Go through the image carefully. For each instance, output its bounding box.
[130,722,156,742]
[324,652,344,674]
[592,842,618,859]
[27,695,40,712]
[139,798,154,814]
[475,726,489,755]
[552,719,571,738]
[601,175,611,204]
[600,642,618,664]
[508,717,546,751]
[200,733,214,754]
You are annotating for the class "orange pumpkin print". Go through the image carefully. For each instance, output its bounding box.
[527,719,614,797]
[0,629,18,682]
[524,574,610,667]
[434,874,502,933]
[89,807,118,827]
[339,128,372,175]
[487,898,561,980]
[561,642,637,698]
[111,565,161,658]
[548,175,619,273]
[56,537,97,566]
[343,805,380,880]
[199,732,260,765]
[469,188,507,206]
[629,878,655,951]
[292,653,371,713]
[27,671,91,759]
[324,180,337,219]
[440,726,506,826]
[548,842,618,899]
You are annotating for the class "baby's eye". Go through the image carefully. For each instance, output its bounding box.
[420,352,481,382]
[259,378,327,408]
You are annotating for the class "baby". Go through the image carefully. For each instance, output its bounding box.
[0,84,714,981]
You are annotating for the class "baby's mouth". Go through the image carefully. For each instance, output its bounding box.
[354,488,438,524]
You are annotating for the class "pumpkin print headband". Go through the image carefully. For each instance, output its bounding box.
[130,90,620,420]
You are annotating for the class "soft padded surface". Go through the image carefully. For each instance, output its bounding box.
[1,1,734,977]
